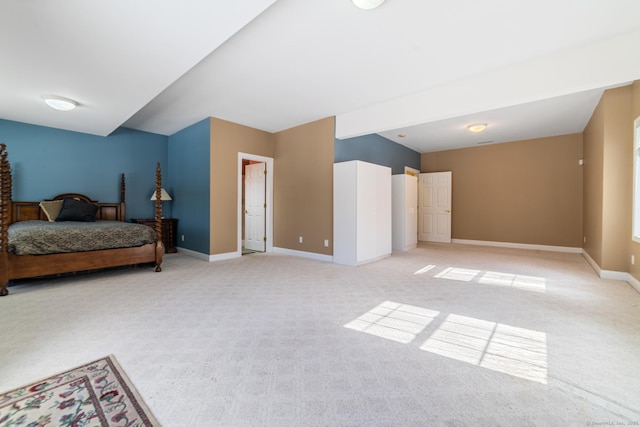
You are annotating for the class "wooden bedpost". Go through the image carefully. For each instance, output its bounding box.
[154,162,163,272]
[0,143,11,296]
[119,173,126,221]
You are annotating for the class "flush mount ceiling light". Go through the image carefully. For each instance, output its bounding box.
[42,95,78,111]
[467,123,487,133]
[352,0,386,10]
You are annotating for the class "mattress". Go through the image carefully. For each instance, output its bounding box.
[8,220,157,255]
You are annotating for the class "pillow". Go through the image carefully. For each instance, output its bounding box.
[39,200,64,222]
[55,197,99,222]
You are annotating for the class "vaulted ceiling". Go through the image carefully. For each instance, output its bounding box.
[2,0,640,153]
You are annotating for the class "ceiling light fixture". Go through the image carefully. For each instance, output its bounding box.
[352,0,386,10]
[42,95,78,111]
[467,123,487,133]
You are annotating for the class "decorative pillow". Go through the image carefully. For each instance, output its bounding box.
[55,197,99,222]
[39,200,64,222]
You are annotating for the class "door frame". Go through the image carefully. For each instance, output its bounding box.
[237,152,273,255]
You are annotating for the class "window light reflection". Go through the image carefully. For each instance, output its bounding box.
[480,271,546,293]
[434,267,481,282]
[414,264,436,275]
[344,301,440,344]
[420,314,547,384]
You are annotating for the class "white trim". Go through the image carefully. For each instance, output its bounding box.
[273,247,333,263]
[393,244,417,253]
[209,251,241,262]
[176,247,210,261]
[600,270,631,281]
[582,250,629,280]
[582,250,640,293]
[238,153,274,255]
[404,166,420,176]
[581,250,601,275]
[451,239,582,253]
[176,247,240,262]
[447,240,639,294]
[628,274,640,294]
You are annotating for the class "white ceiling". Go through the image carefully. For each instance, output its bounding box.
[2,0,640,153]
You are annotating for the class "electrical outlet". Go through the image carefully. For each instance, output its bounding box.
[181,234,185,242]
[298,236,303,243]
[324,239,329,247]
[632,255,635,265]
[583,236,587,244]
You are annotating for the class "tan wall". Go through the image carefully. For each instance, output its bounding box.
[583,97,605,266]
[421,134,583,247]
[583,85,634,272]
[210,117,275,255]
[631,82,640,279]
[601,86,632,271]
[273,117,334,255]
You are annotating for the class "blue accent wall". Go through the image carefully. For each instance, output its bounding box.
[168,118,210,255]
[334,134,421,174]
[0,119,168,219]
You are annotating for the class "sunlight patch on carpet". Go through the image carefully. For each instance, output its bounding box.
[413,264,436,275]
[434,267,481,282]
[344,301,440,344]
[479,271,546,293]
[420,314,548,384]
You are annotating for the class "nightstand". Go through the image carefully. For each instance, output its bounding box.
[132,218,178,253]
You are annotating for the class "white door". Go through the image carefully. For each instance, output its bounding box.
[244,162,266,252]
[418,171,452,243]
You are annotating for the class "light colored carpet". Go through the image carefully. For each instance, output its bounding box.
[1,243,639,426]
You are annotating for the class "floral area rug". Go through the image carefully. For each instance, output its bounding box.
[0,355,158,426]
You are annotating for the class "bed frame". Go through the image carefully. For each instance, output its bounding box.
[0,143,164,296]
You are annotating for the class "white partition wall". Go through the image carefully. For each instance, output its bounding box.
[392,173,418,251]
[333,160,392,266]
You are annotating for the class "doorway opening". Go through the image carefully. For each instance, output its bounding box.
[237,153,274,256]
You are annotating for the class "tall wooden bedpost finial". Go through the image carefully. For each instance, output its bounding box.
[0,143,12,295]
[120,173,125,203]
[0,143,11,250]
[154,162,163,271]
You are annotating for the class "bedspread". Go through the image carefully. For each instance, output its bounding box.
[8,220,157,255]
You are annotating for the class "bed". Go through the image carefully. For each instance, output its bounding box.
[0,143,164,296]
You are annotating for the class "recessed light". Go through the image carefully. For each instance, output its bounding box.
[352,0,386,10]
[467,123,487,133]
[398,133,406,138]
[42,95,78,111]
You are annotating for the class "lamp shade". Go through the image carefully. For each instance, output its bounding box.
[150,188,172,201]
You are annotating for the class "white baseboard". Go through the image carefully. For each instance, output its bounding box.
[582,250,627,280]
[176,246,209,261]
[628,274,640,294]
[208,251,241,262]
[581,250,601,275]
[451,239,582,253]
[176,247,240,262]
[178,245,333,263]
[582,250,640,294]
[273,247,333,263]
[393,244,417,253]
[447,240,638,293]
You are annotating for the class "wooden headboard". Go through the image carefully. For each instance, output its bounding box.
[9,175,127,224]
